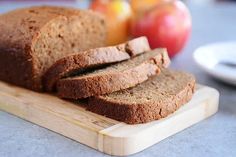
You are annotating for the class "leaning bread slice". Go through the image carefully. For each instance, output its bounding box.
[57,48,170,99]
[87,69,196,124]
[43,37,150,91]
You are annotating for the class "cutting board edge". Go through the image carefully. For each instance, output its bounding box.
[97,86,219,156]
[0,83,219,156]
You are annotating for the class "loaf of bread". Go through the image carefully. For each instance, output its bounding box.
[43,37,150,91]
[57,49,170,99]
[87,69,196,124]
[0,6,196,126]
[0,6,106,91]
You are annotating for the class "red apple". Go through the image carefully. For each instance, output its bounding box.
[130,0,191,58]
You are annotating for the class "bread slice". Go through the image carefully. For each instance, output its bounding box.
[87,69,196,124]
[57,48,170,99]
[43,37,150,92]
[0,6,106,91]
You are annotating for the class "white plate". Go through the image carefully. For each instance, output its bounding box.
[193,41,236,85]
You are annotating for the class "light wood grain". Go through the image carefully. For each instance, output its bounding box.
[0,81,219,156]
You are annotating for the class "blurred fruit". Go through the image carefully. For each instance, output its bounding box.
[130,0,191,58]
[90,0,132,45]
[130,0,168,17]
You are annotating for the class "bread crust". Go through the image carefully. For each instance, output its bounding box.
[0,6,106,91]
[87,70,196,124]
[43,37,150,91]
[57,49,170,99]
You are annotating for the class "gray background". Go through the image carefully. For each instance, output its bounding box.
[0,1,236,157]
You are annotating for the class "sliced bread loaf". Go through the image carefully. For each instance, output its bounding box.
[57,48,170,99]
[0,6,106,91]
[87,69,196,124]
[43,37,150,92]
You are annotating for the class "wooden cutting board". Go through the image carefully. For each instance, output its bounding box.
[0,81,219,156]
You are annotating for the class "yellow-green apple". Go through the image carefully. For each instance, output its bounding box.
[90,0,132,45]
